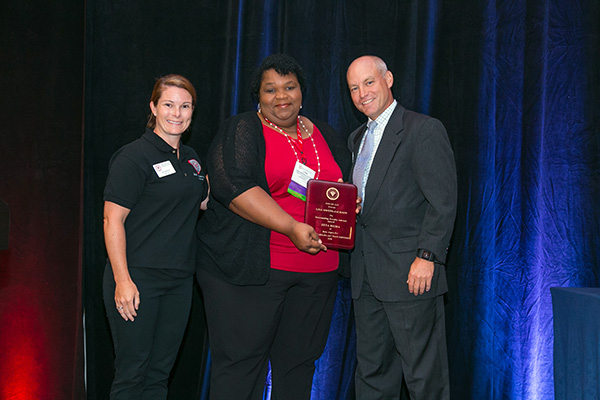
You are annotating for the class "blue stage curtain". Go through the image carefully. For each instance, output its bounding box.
[442,1,600,399]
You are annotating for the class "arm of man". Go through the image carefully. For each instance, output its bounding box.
[103,201,139,321]
[407,118,458,295]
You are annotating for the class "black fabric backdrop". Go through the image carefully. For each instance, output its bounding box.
[0,0,597,399]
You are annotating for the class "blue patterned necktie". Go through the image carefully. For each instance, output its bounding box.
[353,121,377,206]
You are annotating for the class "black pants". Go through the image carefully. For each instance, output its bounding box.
[103,265,193,400]
[197,268,338,400]
[354,277,449,400]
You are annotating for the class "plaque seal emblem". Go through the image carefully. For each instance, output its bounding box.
[326,187,340,201]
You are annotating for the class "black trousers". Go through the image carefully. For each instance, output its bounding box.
[103,265,193,400]
[197,268,338,400]
[354,277,450,400]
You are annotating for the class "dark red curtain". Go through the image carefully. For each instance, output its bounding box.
[0,1,86,399]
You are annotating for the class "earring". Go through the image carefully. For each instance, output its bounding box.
[257,104,262,113]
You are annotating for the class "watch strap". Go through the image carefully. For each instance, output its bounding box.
[417,248,435,261]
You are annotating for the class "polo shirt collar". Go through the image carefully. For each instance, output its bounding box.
[142,128,179,153]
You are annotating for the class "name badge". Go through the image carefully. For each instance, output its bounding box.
[153,160,176,178]
[288,161,316,201]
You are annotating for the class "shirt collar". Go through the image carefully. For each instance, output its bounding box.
[142,128,179,153]
[368,100,397,130]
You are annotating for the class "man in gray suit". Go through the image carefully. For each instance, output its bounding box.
[346,55,457,399]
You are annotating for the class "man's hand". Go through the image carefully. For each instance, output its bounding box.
[407,257,434,296]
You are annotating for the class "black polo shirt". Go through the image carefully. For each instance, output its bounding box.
[104,129,207,274]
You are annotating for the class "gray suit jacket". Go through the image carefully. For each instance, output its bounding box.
[348,103,457,301]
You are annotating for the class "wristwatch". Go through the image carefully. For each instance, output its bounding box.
[417,248,435,261]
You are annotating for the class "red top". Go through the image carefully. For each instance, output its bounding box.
[263,123,342,273]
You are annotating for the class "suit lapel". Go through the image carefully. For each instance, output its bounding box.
[362,105,405,216]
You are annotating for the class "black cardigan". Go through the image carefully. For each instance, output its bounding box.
[196,111,351,285]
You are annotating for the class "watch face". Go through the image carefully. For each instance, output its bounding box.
[422,250,432,260]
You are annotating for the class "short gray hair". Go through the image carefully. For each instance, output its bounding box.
[372,56,388,77]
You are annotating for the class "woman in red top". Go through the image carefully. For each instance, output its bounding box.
[196,54,353,400]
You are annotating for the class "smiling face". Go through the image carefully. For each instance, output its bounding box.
[149,86,194,142]
[347,56,394,121]
[258,69,302,130]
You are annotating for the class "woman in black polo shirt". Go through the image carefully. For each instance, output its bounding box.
[102,74,208,399]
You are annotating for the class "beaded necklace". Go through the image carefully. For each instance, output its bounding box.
[262,114,321,179]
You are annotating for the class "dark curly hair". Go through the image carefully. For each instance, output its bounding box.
[250,54,306,103]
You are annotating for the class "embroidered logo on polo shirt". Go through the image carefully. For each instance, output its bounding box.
[188,159,202,174]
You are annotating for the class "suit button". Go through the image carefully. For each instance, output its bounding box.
[361,223,368,228]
